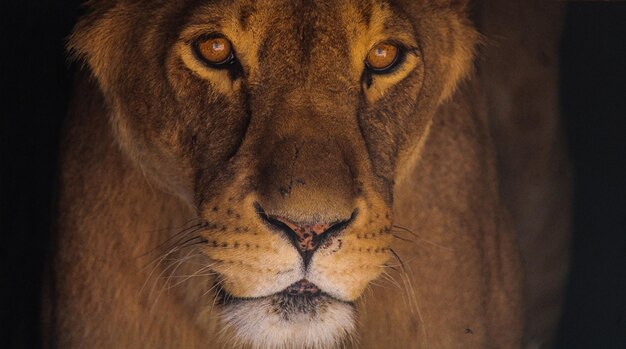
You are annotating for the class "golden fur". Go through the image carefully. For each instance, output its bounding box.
[44,0,570,348]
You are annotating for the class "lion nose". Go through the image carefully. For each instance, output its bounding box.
[256,204,357,267]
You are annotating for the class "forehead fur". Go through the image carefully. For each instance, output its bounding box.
[179,0,413,85]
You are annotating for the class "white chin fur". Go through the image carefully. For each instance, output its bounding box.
[220,295,355,349]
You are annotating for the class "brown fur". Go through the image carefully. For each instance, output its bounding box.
[44,0,568,348]
[478,2,571,347]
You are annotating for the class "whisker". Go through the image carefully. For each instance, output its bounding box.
[390,247,428,338]
[139,226,209,271]
[380,269,403,291]
[161,250,203,291]
[135,220,207,259]
[139,244,185,296]
[391,227,454,251]
[150,250,193,306]
[392,234,414,242]
[145,235,209,309]
[392,224,415,235]
[165,262,219,290]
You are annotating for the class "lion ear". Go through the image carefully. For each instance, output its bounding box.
[66,5,128,94]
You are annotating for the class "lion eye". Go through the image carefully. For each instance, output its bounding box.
[365,42,400,73]
[193,35,235,66]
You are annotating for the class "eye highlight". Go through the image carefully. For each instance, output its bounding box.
[193,35,235,67]
[365,42,401,73]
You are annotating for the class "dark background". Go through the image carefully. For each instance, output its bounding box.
[1,1,625,348]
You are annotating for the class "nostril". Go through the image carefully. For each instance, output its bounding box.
[255,203,357,264]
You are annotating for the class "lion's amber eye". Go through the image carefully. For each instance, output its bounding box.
[365,43,400,73]
[193,36,234,66]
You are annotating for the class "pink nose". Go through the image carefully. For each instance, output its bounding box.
[256,204,357,266]
[270,216,331,252]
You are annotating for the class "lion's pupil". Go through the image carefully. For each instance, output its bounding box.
[366,42,399,71]
[195,36,233,65]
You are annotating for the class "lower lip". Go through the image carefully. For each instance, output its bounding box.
[217,288,349,308]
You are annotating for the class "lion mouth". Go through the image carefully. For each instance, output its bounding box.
[284,279,321,297]
[219,279,350,315]
[218,279,357,348]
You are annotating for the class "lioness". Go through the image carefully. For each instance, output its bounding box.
[45,0,570,348]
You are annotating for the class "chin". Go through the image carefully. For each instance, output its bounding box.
[219,290,356,349]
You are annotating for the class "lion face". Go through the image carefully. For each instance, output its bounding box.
[70,0,477,347]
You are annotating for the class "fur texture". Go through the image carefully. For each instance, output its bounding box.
[44,0,569,348]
